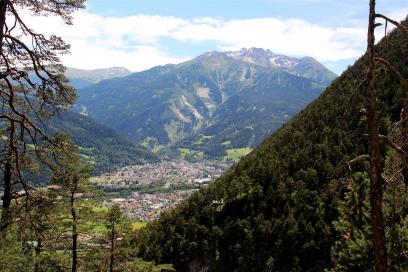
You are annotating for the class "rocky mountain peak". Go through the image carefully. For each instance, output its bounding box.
[238,47,274,58]
[226,47,300,69]
[223,48,336,84]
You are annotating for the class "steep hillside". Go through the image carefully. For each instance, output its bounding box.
[76,48,335,159]
[45,111,158,175]
[132,22,408,271]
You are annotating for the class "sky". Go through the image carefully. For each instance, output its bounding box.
[22,0,408,74]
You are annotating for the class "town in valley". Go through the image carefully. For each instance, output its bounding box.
[92,160,231,221]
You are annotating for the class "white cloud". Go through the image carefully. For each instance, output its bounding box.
[172,17,367,62]
[20,10,371,71]
[65,42,189,71]
[18,11,190,71]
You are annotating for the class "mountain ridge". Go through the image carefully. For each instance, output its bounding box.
[224,47,337,84]
[45,111,158,175]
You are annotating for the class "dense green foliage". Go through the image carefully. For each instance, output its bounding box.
[329,166,407,271]
[0,200,174,272]
[132,23,408,271]
[45,111,158,175]
[76,49,334,159]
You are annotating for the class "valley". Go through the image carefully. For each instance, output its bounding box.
[1,0,407,269]
[53,47,338,227]
[45,48,339,224]
[90,160,231,221]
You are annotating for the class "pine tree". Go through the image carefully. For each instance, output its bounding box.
[0,0,85,231]
[106,204,123,272]
[51,135,91,272]
[330,173,374,271]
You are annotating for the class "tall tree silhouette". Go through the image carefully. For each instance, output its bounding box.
[0,0,85,231]
[361,1,408,271]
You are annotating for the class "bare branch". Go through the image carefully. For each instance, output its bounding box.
[376,13,408,36]
[347,154,370,171]
[379,134,408,163]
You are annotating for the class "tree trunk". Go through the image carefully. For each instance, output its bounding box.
[0,0,8,42]
[71,194,78,272]
[366,1,388,271]
[0,0,11,233]
[1,121,15,232]
[35,239,42,256]
[109,221,115,272]
[1,159,12,232]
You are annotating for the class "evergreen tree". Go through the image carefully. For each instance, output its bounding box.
[106,204,123,272]
[51,135,91,272]
[330,173,374,271]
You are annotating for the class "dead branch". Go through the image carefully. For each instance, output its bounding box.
[347,154,371,171]
[376,13,408,36]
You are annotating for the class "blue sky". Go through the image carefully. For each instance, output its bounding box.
[26,0,408,74]
[86,0,404,23]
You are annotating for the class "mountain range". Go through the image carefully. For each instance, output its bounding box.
[75,48,336,160]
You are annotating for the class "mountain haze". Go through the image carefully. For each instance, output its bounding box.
[76,48,336,159]
[65,67,132,89]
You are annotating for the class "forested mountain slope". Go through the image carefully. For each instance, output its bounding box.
[76,48,335,159]
[45,111,158,175]
[132,22,408,271]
